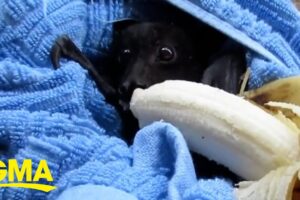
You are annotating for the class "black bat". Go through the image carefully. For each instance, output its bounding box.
[114,22,246,110]
[50,21,246,183]
[51,22,245,107]
[50,22,246,142]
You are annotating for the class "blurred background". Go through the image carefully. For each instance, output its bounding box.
[294,0,300,10]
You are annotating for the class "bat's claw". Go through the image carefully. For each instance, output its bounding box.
[50,35,118,105]
[50,41,62,69]
[50,35,72,69]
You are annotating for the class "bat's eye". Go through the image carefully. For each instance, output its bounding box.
[118,48,131,63]
[122,49,131,55]
[159,47,174,61]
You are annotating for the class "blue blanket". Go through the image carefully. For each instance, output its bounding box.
[0,0,299,199]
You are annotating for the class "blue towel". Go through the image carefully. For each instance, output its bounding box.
[0,0,299,199]
[167,0,300,88]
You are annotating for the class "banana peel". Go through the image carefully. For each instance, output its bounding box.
[244,76,300,134]
[265,102,300,130]
[244,76,300,106]
[235,162,300,200]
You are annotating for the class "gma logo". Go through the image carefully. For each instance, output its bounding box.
[0,159,56,192]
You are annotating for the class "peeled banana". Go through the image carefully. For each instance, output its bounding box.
[130,80,300,180]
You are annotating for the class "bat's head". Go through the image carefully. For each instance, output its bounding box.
[114,22,205,110]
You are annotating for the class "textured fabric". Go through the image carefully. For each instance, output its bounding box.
[47,122,234,200]
[56,185,138,200]
[167,0,300,88]
[0,0,299,200]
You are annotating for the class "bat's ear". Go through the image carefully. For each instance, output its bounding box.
[113,19,138,36]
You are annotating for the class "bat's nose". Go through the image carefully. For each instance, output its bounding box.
[118,80,146,97]
[118,81,132,96]
[117,80,147,111]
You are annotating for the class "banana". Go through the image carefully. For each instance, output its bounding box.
[130,80,300,180]
[235,162,300,200]
[243,76,300,106]
[244,75,300,130]
[265,101,300,130]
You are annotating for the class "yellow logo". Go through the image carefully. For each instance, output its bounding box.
[0,159,56,192]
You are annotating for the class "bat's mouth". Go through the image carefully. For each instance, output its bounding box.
[118,99,130,111]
